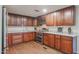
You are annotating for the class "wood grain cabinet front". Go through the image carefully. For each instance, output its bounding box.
[33,19,37,26]
[63,6,75,25]
[43,34,54,47]
[54,35,61,50]
[49,34,55,48]
[16,15,23,26]
[27,18,33,26]
[43,33,49,45]
[12,33,23,44]
[61,36,73,54]
[7,33,13,46]
[23,32,35,42]
[56,10,63,26]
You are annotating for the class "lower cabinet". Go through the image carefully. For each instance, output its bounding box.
[23,32,35,42]
[43,33,49,45]
[7,32,35,46]
[49,34,54,48]
[43,33,54,48]
[12,33,23,44]
[61,36,73,54]
[7,33,13,46]
[54,35,61,50]
[43,33,73,54]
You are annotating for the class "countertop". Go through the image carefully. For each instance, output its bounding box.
[43,32,78,37]
[8,31,78,37]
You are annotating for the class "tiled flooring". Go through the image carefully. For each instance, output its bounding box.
[5,41,62,54]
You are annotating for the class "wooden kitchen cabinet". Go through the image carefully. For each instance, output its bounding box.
[45,14,50,26]
[22,16,27,26]
[23,32,34,42]
[16,15,23,26]
[61,36,73,53]
[37,6,75,26]
[27,18,33,26]
[53,12,57,26]
[43,34,54,47]
[63,6,75,25]
[33,18,37,26]
[23,33,30,42]
[45,13,54,26]
[7,33,13,46]
[49,34,55,48]
[12,33,23,44]
[43,33,49,45]
[54,35,61,50]
[56,10,63,26]
[8,14,17,26]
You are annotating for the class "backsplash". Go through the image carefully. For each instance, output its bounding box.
[48,26,77,34]
[8,26,35,33]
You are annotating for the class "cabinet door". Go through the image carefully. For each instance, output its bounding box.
[56,10,63,26]
[33,19,37,26]
[45,14,50,26]
[11,15,17,26]
[61,36,73,53]
[23,33,29,42]
[23,32,34,42]
[7,33,13,46]
[45,14,54,26]
[12,33,23,44]
[63,6,75,25]
[28,33,33,41]
[32,32,36,40]
[53,12,57,26]
[17,16,22,26]
[8,14,17,26]
[43,34,49,45]
[27,18,33,26]
[22,17,27,26]
[49,34,54,47]
[8,15,12,26]
[55,35,61,50]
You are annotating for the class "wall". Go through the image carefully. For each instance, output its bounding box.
[0,5,2,54]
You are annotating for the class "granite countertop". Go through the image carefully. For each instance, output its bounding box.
[43,32,78,37]
[8,30,78,37]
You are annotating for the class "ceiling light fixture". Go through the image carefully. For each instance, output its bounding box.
[43,9,47,13]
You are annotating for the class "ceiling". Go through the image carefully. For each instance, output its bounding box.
[5,5,70,17]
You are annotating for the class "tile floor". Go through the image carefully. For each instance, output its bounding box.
[5,41,62,54]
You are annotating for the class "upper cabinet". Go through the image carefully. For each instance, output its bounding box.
[37,6,75,26]
[45,13,54,26]
[8,14,34,26]
[16,15,23,26]
[56,10,63,26]
[8,14,17,26]
[33,18,37,26]
[63,6,75,25]
[27,17,33,26]
[22,16,27,26]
